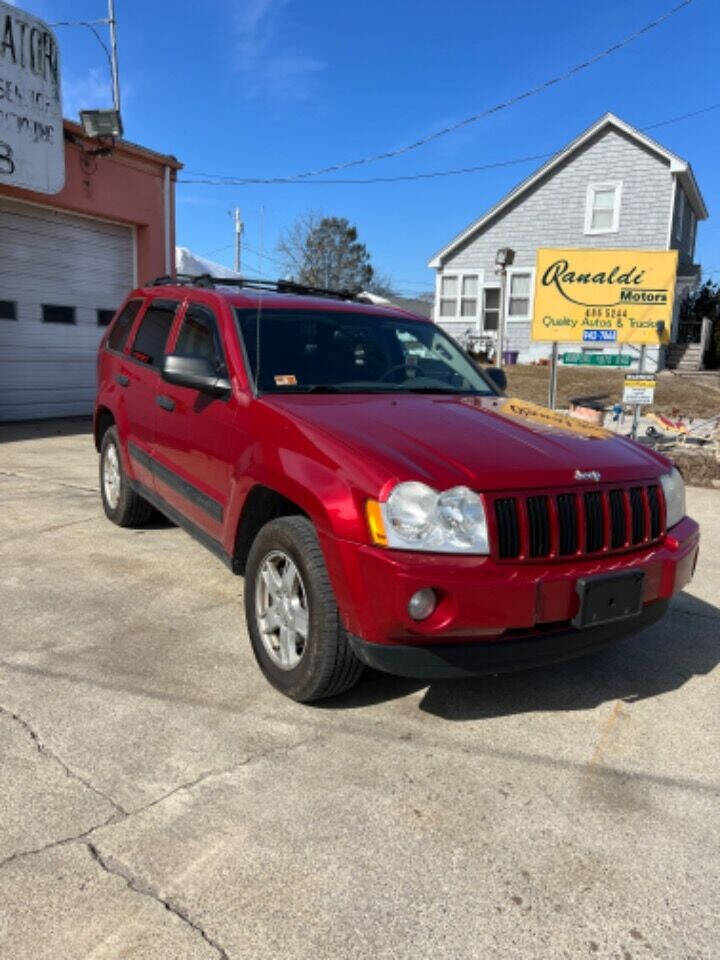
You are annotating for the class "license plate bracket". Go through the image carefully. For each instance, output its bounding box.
[572,570,645,629]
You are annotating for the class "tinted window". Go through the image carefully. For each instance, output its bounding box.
[0,300,17,320]
[175,305,226,374]
[107,300,142,352]
[42,304,75,324]
[236,309,495,396]
[131,301,178,368]
[97,309,116,327]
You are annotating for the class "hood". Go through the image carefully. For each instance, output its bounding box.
[263,393,669,492]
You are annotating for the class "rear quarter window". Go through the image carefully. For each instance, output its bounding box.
[130,300,178,368]
[107,300,143,352]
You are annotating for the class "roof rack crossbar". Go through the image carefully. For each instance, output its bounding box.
[148,274,360,301]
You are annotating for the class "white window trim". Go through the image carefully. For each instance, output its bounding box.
[435,269,485,325]
[584,181,622,235]
[505,267,536,323]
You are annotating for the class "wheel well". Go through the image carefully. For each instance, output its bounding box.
[94,407,115,451]
[233,485,308,574]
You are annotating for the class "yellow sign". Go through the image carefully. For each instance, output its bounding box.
[532,248,678,345]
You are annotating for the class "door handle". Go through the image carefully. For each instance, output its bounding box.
[115,374,129,387]
[156,394,175,412]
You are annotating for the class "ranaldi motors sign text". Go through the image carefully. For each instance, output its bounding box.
[532,248,678,345]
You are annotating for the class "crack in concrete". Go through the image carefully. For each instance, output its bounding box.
[0,469,98,494]
[0,704,127,818]
[0,515,99,545]
[87,842,230,960]
[0,812,123,870]
[0,732,322,872]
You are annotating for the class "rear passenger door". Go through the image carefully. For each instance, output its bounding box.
[152,302,238,542]
[119,298,180,493]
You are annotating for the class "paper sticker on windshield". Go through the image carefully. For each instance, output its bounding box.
[274,374,297,386]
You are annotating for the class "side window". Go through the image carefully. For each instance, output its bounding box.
[107,300,142,352]
[130,300,178,368]
[174,305,227,375]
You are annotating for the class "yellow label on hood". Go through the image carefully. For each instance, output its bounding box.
[498,398,611,439]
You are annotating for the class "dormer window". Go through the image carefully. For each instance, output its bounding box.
[584,181,622,234]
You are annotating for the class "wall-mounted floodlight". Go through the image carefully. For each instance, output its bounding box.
[80,109,123,139]
[495,247,515,268]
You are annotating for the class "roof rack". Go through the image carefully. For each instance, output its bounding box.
[148,273,361,302]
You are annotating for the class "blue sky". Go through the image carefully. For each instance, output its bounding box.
[24,0,720,295]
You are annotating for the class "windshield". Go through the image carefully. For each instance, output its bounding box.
[235,309,497,395]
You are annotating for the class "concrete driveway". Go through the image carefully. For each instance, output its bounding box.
[1,419,718,960]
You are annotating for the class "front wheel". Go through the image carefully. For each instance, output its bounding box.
[244,516,363,702]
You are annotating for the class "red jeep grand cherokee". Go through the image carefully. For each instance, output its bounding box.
[95,275,699,702]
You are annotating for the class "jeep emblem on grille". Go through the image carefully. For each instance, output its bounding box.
[574,469,602,482]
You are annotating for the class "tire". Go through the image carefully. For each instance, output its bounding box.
[244,516,363,702]
[99,426,154,527]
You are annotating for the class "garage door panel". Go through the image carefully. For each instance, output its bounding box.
[0,197,134,421]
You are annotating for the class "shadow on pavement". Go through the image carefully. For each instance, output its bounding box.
[0,416,93,443]
[326,592,720,720]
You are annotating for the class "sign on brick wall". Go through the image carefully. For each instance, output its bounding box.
[0,1,64,194]
[532,248,678,345]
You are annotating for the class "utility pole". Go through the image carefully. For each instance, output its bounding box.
[232,207,244,273]
[107,0,121,114]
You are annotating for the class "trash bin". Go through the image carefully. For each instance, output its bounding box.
[502,350,519,366]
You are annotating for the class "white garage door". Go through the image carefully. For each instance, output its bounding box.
[0,197,134,421]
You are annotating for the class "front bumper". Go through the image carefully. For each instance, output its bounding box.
[349,599,669,678]
[326,516,699,654]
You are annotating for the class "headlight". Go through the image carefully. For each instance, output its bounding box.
[660,467,686,529]
[373,481,489,553]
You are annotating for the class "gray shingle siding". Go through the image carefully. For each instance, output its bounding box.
[443,128,672,276]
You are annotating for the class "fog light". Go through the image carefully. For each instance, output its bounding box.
[408,588,437,621]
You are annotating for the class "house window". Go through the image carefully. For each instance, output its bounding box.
[0,300,17,320]
[482,288,500,330]
[688,210,697,254]
[585,182,622,234]
[438,273,481,318]
[675,189,686,242]
[460,275,478,317]
[97,309,116,327]
[42,304,76,324]
[439,275,459,317]
[508,272,532,318]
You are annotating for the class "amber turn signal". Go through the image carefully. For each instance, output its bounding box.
[365,499,388,546]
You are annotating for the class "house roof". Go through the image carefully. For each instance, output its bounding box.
[427,113,708,269]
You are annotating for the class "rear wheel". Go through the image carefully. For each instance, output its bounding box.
[244,516,363,702]
[99,427,153,527]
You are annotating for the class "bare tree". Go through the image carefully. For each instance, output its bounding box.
[278,212,383,293]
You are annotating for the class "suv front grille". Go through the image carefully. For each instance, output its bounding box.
[489,483,664,562]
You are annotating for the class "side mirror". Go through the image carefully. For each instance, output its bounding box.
[485,366,507,393]
[162,355,231,396]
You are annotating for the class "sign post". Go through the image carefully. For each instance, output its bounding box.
[0,2,64,194]
[548,342,559,409]
[531,248,678,417]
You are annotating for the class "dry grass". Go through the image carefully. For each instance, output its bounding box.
[504,365,720,419]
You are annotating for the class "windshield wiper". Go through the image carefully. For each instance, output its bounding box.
[398,385,468,394]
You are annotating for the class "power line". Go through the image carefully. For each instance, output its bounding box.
[181,152,555,186]
[181,0,692,185]
[179,100,719,188]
